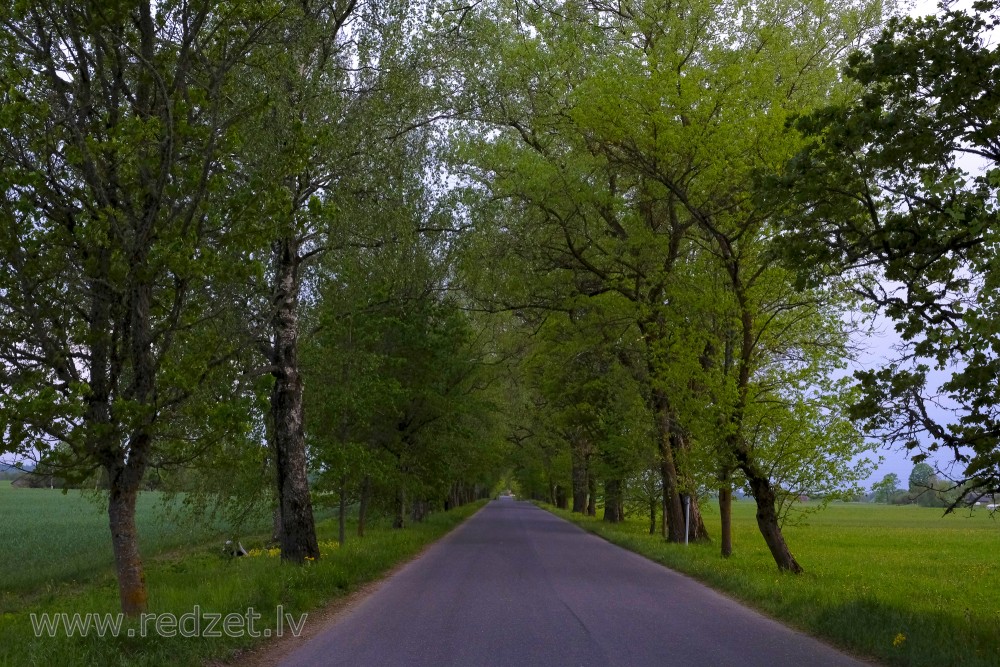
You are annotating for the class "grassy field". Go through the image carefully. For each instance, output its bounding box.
[0,480,485,666]
[543,499,1000,667]
[0,481,265,599]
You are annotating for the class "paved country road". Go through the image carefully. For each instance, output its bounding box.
[279,498,869,667]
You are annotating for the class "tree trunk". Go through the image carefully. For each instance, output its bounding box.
[270,236,320,563]
[338,474,347,545]
[108,479,147,616]
[743,463,802,573]
[603,479,623,523]
[394,486,407,528]
[647,386,694,542]
[657,421,685,541]
[412,499,427,523]
[357,474,371,537]
[587,473,597,516]
[109,237,156,615]
[649,493,657,535]
[555,484,568,509]
[271,506,282,543]
[571,438,588,513]
[720,484,733,558]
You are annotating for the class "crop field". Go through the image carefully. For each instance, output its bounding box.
[0,481,261,599]
[546,500,1000,667]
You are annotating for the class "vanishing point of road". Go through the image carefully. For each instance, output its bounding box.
[280,498,867,667]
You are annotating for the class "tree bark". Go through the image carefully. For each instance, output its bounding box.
[587,473,597,516]
[739,452,802,572]
[603,479,623,522]
[555,484,568,509]
[108,479,147,616]
[720,484,733,558]
[750,478,802,573]
[338,474,347,545]
[394,486,407,528]
[270,236,320,563]
[571,437,588,513]
[649,493,657,535]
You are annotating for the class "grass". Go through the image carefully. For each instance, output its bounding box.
[0,481,265,597]
[541,499,1000,667]
[0,479,485,666]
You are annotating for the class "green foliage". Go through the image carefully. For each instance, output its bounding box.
[0,0,272,497]
[772,0,1000,500]
[909,462,937,492]
[872,473,902,504]
[447,0,883,557]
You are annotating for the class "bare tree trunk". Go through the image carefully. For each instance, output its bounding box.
[749,477,801,572]
[357,474,371,537]
[587,473,597,516]
[270,236,320,563]
[272,506,282,543]
[555,485,568,509]
[108,476,147,616]
[720,481,733,558]
[338,474,347,545]
[603,479,623,522]
[655,397,686,542]
[571,437,588,513]
[649,493,657,535]
[737,448,802,572]
[394,486,407,529]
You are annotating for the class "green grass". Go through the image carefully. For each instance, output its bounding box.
[542,500,1000,667]
[0,479,485,666]
[0,481,263,597]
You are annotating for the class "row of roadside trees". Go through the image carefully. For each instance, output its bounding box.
[2,0,999,615]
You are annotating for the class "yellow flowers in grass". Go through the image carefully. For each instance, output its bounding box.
[244,547,281,558]
[893,633,906,648]
[318,540,342,556]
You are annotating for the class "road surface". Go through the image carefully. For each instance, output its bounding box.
[280,498,867,667]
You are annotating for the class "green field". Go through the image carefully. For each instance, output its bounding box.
[545,499,1000,667]
[0,479,485,666]
[0,481,262,599]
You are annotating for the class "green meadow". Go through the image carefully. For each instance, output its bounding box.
[0,480,484,666]
[544,500,1000,667]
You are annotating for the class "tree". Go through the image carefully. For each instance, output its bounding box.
[447,0,882,570]
[872,473,901,504]
[236,0,445,561]
[771,0,1000,507]
[909,462,937,491]
[0,1,274,614]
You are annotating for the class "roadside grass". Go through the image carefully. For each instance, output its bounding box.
[541,500,1000,667]
[0,479,485,667]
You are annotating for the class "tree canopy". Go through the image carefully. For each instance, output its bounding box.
[3,0,988,616]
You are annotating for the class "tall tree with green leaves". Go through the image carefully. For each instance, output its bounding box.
[772,0,1000,506]
[0,0,275,614]
[236,0,446,561]
[446,0,883,568]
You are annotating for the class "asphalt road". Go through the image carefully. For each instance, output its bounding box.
[280,498,867,667]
